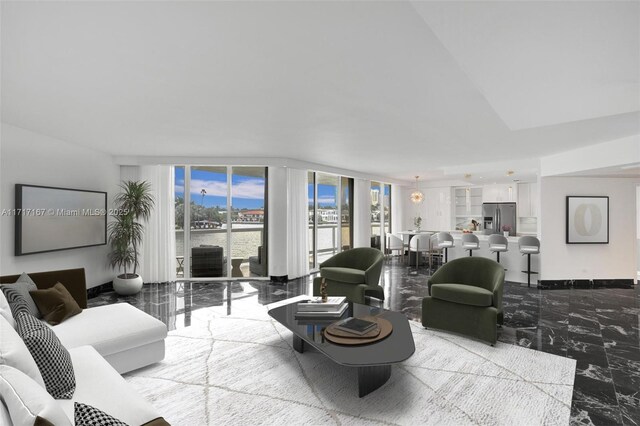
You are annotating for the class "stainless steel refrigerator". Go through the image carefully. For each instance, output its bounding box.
[482,202,517,236]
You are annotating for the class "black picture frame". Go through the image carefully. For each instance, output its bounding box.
[15,184,107,256]
[566,196,609,244]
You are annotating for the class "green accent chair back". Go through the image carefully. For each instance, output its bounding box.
[312,247,385,304]
[421,256,505,344]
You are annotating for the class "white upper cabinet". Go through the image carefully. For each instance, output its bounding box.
[482,184,516,203]
[517,182,538,217]
[424,187,452,231]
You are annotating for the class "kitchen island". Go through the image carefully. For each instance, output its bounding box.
[446,231,540,285]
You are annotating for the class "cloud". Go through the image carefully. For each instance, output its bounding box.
[317,196,337,204]
[189,178,264,200]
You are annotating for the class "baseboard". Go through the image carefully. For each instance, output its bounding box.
[87,281,113,299]
[270,275,288,284]
[538,278,634,290]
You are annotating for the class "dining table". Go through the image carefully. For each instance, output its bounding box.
[395,230,435,265]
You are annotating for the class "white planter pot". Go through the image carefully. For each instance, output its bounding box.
[113,274,143,296]
[503,231,510,237]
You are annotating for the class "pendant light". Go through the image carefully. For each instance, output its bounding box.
[410,176,424,204]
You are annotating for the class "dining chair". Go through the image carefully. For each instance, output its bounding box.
[386,234,405,263]
[409,234,431,269]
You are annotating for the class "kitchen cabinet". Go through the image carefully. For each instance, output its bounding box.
[424,187,452,231]
[482,184,516,203]
[517,182,538,217]
[454,187,483,230]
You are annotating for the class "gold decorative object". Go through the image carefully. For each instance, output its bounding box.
[320,278,328,303]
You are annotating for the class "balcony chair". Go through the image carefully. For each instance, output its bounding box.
[422,256,505,345]
[312,247,384,304]
[191,245,224,277]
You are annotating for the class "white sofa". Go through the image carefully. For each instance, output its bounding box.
[0,268,169,425]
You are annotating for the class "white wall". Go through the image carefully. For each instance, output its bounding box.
[0,124,120,287]
[540,176,639,282]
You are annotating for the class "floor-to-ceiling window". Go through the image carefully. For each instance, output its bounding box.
[231,167,267,278]
[174,165,268,279]
[308,172,353,270]
[341,176,353,251]
[383,183,392,235]
[371,181,382,249]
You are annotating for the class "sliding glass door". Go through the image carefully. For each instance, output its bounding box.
[308,172,353,270]
[174,166,267,279]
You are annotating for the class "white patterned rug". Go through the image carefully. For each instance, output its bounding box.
[125,299,576,425]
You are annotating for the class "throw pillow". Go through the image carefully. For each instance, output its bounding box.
[0,314,46,388]
[1,286,31,318]
[0,365,72,426]
[0,272,41,318]
[15,311,76,399]
[74,402,129,426]
[0,288,15,328]
[30,283,83,325]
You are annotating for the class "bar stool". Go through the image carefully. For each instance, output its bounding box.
[461,233,480,257]
[435,232,454,263]
[409,234,431,269]
[488,234,509,266]
[519,236,540,287]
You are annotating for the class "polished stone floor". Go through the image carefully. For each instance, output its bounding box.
[89,257,640,426]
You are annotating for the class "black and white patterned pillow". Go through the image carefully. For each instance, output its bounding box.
[0,273,41,318]
[15,311,76,399]
[1,286,31,318]
[74,402,129,426]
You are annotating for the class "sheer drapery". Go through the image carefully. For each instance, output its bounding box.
[287,168,309,279]
[139,165,176,283]
[353,178,372,248]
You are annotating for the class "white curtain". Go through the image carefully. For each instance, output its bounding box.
[139,165,176,283]
[353,178,372,247]
[287,168,309,279]
[391,183,405,234]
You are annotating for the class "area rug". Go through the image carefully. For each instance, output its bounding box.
[124,299,576,425]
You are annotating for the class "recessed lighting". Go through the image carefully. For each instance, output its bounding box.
[506,170,515,176]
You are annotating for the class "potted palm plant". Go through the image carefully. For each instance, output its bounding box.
[108,181,154,295]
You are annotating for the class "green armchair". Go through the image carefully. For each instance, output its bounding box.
[312,247,385,304]
[421,256,504,344]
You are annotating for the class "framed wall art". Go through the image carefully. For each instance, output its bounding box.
[566,196,609,244]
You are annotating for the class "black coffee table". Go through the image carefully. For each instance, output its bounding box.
[268,300,415,397]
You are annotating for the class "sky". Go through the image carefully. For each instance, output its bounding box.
[175,167,265,209]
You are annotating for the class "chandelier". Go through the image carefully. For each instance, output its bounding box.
[410,176,424,204]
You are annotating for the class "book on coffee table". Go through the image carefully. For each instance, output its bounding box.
[333,317,378,336]
[297,296,346,312]
[294,302,348,319]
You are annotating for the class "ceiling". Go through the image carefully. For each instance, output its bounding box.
[2,1,639,182]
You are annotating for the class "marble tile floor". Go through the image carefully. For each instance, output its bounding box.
[89,257,640,426]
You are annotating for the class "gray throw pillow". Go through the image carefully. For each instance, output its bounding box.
[0,273,41,319]
[15,311,76,399]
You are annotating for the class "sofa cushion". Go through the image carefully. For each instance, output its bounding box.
[0,365,72,426]
[59,346,161,425]
[15,312,76,399]
[0,273,41,318]
[0,289,14,328]
[74,402,127,426]
[0,314,46,388]
[321,267,366,284]
[30,282,82,325]
[48,303,167,358]
[431,284,493,307]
